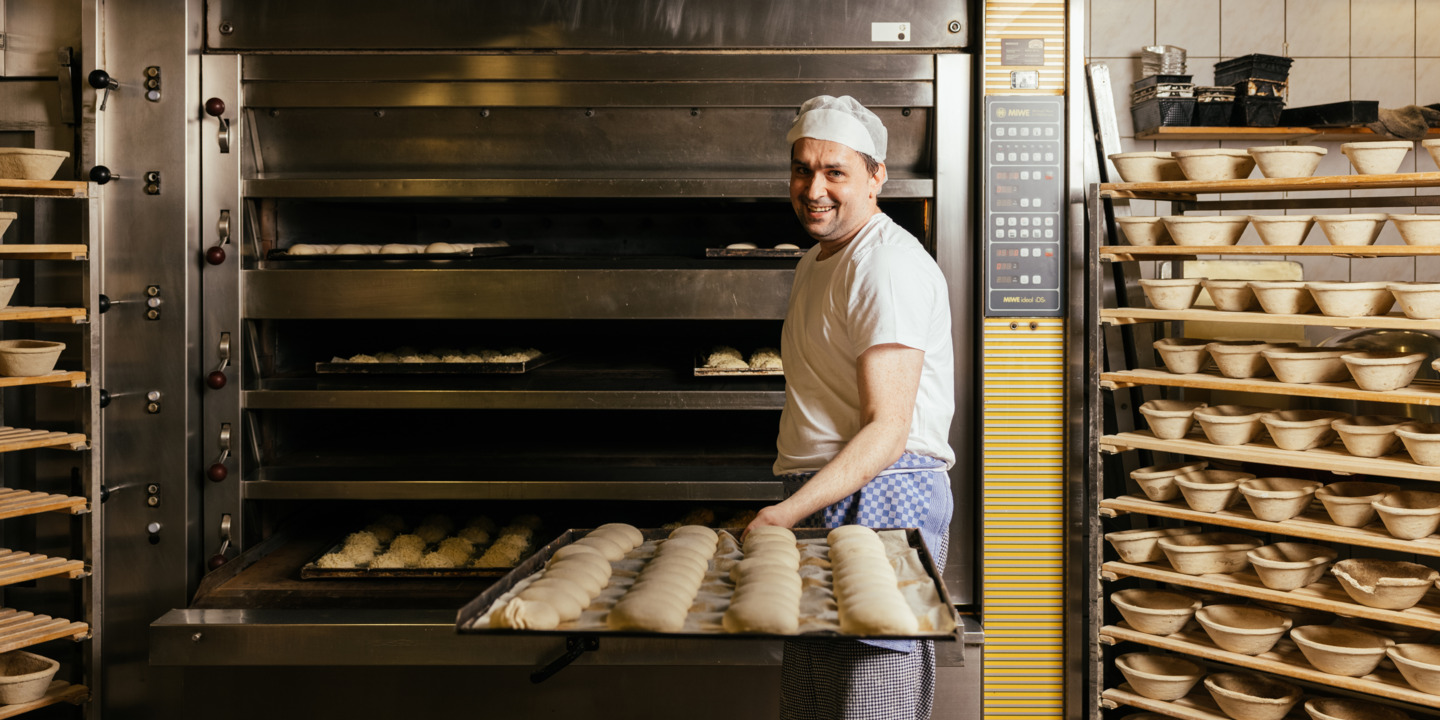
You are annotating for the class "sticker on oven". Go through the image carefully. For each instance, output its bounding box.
[871,22,910,42]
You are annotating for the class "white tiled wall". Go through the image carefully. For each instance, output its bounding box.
[1088,0,1440,288]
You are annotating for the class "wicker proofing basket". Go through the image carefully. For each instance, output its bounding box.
[0,340,64,377]
[0,651,58,704]
[0,149,69,181]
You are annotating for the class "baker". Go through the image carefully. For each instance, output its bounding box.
[746,95,955,719]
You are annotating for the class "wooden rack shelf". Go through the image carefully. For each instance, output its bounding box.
[0,181,87,200]
[0,489,87,520]
[1102,430,1440,482]
[0,608,88,654]
[1100,171,1440,200]
[1100,245,1440,262]
[1102,560,1440,632]
[1101,307,1437,330]
[0,246,87,262]
[0,371,86,390]
[1134,126,1440,143]
[1100,685,1240,720]
[1099,494,1440,558]
[0,307,86,324]
[0,429,87,454]
[1101,623,1437,709]
[0,681,88,719]
[0,551,85,588]
[1101,368,1440,407]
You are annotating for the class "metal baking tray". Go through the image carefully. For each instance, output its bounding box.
[265,244,531,264]
[455,527,960,641]
[705,247,807,259]
[300,538,521,579]
[316,351,565,375]
[693,351,782,377]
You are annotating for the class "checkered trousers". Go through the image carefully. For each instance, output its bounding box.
[780,638,936,720]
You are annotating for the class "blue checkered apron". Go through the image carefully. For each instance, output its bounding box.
[779,453,952,720]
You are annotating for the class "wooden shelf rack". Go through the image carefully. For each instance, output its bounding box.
[1101,368,1440,407]
[1099,494,1440,557]
[1101,307,1438,331]
[0,181,88,200]
[1101,623,1436,708]
[0,681,89,718]
[0,307,86,324]
[0,246,87,262]
[0,489,87,520]
[1100,171,1440,200]
[1134,126,1440,143]
[1100,245,1440,262]
[0,608,88,654]
[0,551,85,588]
[1101,430,1440,482]
[1100,685,1241,720]
[1103,560,1440,632]
[0,429,87,455]
[0,372,86,390]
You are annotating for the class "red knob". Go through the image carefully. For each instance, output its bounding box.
[207,554,228,571]
[207,463,228,482]
[206,371,227,390]
[205,246,226,265]
[205,97,226,117]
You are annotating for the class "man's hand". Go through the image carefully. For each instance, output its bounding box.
[743,503,804,538]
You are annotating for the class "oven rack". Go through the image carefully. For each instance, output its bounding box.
[1101,430,1440,482]
[242,177,936,200]
[1100,623,1436,709]
[1098,494,1440,557]
[1102,367,1440,406]
[242,386,784,411]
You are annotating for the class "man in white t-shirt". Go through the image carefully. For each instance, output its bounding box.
[745,95,955,719]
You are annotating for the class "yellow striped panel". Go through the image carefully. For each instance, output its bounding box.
[983,317,1064,720]
[984,0,1067,95]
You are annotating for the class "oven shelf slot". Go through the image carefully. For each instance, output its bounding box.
[0,551,86,588]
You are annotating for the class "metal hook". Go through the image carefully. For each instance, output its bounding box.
[214,332,231,373]
[215,423,231,465]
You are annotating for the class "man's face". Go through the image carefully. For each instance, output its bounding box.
[789,137,885,245]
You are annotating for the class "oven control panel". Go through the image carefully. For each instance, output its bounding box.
[983,96,1064,317]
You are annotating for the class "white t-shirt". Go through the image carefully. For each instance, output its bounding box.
[774,213,956,475]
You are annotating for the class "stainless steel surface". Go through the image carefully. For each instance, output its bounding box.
[95,2,205,719]
[206,0,970,51]
[246,81,935,110]
[243,269,793,320]
[2,0,80,78]
[933,52,974,605]
[244,178,936,199]
[151,609,975,666]
[244,54,937,83]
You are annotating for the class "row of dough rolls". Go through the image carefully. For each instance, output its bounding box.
[829,526,919,635]
[722,526,802,634]
[490,523,643,630]
[606,525,720,633]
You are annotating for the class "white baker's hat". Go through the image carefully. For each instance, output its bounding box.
[785,95,888,163]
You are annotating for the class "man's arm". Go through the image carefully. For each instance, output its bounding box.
[748,343,925,532]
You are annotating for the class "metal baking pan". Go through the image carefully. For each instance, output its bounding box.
[705,247,807,259]
[265,244,531,263]
[693,351,782,377]
[300,538,519,579]
[316,351,565,375]
[455,527,960,641]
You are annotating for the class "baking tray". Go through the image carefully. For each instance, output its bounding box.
[705,247,807,259]
[316,351,565,375]
[455,527,960,641]
[300,537,523,579]
[693,350,782,377]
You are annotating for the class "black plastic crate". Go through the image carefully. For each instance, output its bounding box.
[1194,100,1234,127]
[1231,95,1284,127]
[1131,97,1197,133]
[1279,101,1379,127]
[1233,78,1286,97]
[1214,54,1293,85]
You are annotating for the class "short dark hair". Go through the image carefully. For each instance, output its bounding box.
[858,152,881,178]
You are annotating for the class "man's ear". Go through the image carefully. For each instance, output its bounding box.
[870,163,888,198]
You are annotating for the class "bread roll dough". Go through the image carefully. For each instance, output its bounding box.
[575,535,626,562]
[608,593,689,632]
[527,577,590,609]
[595,523,644,548]
[379,244,420,254]
[541,565,603,597]
[287,244,323,255]
[426,242,461,254]
[588,528,638,552]
[828,525,877,544]
[552,544,604,562]
[669,525,718,544]
[839,597,919,635]
[333,244,373,255]
[491,599,560,630]
[745,526,796,543]
[722,598,800,635]
[519,584,583,622]
[548,556,611,587]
